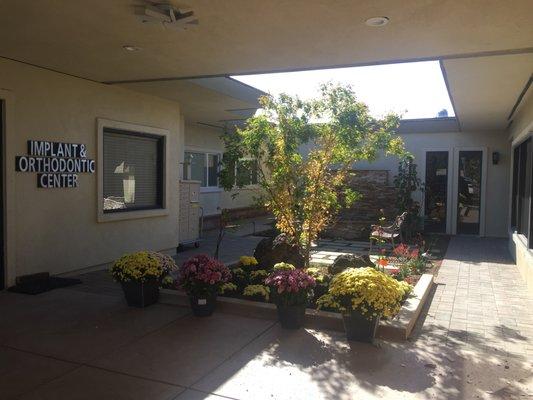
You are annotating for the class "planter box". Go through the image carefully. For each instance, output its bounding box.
[160,273,434,340]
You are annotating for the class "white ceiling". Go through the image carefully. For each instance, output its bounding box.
[0,1,531,82]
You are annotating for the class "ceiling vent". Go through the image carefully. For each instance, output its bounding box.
[135,1,198,30]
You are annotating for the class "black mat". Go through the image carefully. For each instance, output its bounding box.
[8,276,82,295]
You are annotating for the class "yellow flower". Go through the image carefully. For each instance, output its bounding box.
[239,256,258,267]
[243,284,270,301]
[273,262,295,271]
[110,251,163,283]
[250,269,269,281]
[220,282,238,294]
[317,267,412,319]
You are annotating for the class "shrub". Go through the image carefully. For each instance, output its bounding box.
[243,284,270,301]
[177,254,231,297]
[111,251,162,283]
[328,254,373,275]
[317,267,411,319]
[265,269,316,306]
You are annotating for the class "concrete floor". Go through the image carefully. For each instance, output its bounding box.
[1,237,532,399]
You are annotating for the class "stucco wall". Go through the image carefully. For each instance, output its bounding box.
[0,58,183,285]
[354,130,511,238]
[183,123,259,216]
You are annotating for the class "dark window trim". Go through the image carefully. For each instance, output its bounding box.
[102,127,165,214]
[511,134,533,249]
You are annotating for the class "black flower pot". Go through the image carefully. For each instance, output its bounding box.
[121,279,159,308]
[342,310,380,342]
[276,304,306,329]
[189,293,217,317]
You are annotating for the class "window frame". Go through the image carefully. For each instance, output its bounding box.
[183,149,222,191]
[511,135,533,249]
[232,157,260,188]
[97,119,169,223]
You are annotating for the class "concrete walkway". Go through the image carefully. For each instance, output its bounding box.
[1,237,532,399]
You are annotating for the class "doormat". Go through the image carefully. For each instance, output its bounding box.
[7,272,82,295]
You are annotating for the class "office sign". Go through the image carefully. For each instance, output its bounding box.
[15,140,95,188]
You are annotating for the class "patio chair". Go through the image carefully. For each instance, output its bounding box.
[369,212,407,254]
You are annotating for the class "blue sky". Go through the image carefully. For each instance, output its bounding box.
[232,61,454,120]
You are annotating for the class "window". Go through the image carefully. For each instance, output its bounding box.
[183,151,220,187]
[103,128,164,212]
[235,159,259,186]
[511,137,532,248]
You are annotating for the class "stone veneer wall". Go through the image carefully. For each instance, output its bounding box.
[322,170,398,240]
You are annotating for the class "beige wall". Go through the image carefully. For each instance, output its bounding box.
[183,122,258,216]
[506,89,533,293]
[0,58,183,286]
[354,130,511,238]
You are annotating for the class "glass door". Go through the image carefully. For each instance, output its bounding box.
[0,101,3,289]
[424,151,448,233]
[457,151,483,235]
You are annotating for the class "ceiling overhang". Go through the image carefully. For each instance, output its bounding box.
[119,77,265,126]
[0,1,531,82]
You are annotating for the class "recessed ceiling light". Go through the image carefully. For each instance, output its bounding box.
[365,16,389,27]
[123,45,142,52]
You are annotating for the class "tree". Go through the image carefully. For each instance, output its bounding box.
[220,83,405,266]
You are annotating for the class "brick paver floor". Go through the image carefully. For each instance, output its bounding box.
[422,236,533,360]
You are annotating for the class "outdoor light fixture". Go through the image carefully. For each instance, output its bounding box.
[492,151,500,165]
[123,45,142,52]
[135,1,198,30]
[365,16,390,27]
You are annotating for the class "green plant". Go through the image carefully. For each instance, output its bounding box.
[177,254,231,297]
[394,155,423,237]
[317,267,412,319]
[111,251,162,282]
[265,269,316,306]
[230,267,248,290]
[243,284,270,301]
[220,282,238,295]
[220,83,405,266]
[249,269,269,283]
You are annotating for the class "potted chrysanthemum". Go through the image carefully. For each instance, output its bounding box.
[317,267,412,342]
[265,265,316,329]
[111,251,164,307]
[177,254,231,317]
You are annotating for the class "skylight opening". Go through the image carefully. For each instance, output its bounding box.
[232,61,454,120]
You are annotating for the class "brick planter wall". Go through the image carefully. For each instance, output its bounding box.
[322,170,398,240]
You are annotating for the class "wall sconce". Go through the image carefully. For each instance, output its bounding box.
[492,151,500,165]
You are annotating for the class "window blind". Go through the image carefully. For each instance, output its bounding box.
[103,129,163,212]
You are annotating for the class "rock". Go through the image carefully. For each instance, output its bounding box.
[253,233,305,269]
[328,254,373,275]
[424,363,437,369]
